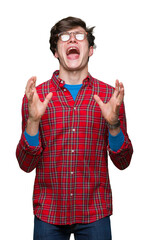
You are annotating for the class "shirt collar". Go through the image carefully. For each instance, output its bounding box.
[51,70,93,90]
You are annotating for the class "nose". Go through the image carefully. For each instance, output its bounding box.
[69,32,77,43]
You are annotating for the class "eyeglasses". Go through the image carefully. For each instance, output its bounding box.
[58,31,88,42]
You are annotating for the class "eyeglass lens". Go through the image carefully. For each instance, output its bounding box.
[59,32,86,41]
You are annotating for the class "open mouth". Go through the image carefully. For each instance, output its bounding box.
[66,47,80,60]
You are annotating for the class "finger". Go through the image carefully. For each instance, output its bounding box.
[119,82,124,92]
[113,79,120,98]
[43,92,53,107]
[25,76,37,100]
[94,95,104,108]
[26,76,37,93]
[117,82,124,105]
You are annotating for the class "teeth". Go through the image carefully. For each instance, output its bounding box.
[67,47,80,55]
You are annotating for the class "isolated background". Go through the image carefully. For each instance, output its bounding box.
[0,0,149,239]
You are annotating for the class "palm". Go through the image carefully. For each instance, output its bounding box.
[94,80,124,125]
[25,76,53,121]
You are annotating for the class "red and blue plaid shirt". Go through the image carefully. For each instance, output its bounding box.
[16,70,133,225]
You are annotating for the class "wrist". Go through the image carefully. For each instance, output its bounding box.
[26,118,40,136]
[107,119,121,136]
[107,119,120,129]
[28,114,41,122]
[109,126,120,136]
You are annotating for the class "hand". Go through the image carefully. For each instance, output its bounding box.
[94,80,124,125]
[25,76,53,122]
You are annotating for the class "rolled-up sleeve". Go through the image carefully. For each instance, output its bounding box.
[108,102,133,170]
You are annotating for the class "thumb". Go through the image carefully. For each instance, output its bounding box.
[94,95,104,108]
[43,92,53,107]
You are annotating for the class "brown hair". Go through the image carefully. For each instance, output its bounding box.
[49,16,96,55]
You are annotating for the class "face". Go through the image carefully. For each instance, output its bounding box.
[54,27,93,72]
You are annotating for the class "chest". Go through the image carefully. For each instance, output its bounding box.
[39,87,108,141]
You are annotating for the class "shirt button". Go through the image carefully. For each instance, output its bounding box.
[71,150,75,153]
[61,80,63,84]
[71,171,74,175]
[74,107,76,110]
[72,129,75,132]
[70,193,73,197]
[63,89,66,91]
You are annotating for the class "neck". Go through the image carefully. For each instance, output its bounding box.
[59,66,88,85]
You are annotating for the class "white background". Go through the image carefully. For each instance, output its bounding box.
[0,0,149,239]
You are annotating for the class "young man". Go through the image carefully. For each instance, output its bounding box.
[16,16,133,240]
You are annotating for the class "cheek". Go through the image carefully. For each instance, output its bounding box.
[55,42,66,58]
[55,50,65,61]
[81,43,92,57]
[81,48,91,59]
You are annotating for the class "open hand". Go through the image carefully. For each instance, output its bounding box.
[25,76,53,122]
[94,80,124,125]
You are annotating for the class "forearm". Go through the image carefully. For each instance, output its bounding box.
[26,118,40,136]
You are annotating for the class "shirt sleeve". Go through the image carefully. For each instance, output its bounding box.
[108,129,124,152]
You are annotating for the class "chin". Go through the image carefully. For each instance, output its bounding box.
[64,63,81,71]
[66,60,86,71]
[67,66,83,72]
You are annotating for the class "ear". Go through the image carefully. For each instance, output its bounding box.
[89,46,93,57]
[54,50,59,59]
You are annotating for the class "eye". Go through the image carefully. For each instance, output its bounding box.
[75,33,85,41]
[60,33,70,41]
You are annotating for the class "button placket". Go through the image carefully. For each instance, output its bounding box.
[70,104,78,223]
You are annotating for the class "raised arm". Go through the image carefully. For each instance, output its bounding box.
[94,80,124,136]
[25,76,53,135]
[94,80,133,170]
[16,77,53,172]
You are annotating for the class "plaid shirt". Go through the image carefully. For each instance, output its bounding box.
[16,70,133,225]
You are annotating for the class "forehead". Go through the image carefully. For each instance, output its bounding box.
[66,26,86,33]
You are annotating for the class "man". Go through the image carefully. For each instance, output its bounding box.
[16,16,133,240]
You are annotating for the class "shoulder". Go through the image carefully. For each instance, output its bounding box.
[35,79,53,100]
[92,77,114,92]
[35,70,58,94]
[36,79,51,92]
[91,76,115,102]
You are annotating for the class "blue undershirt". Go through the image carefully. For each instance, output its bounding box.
[65,83,83,101]
[24,83,124,151]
